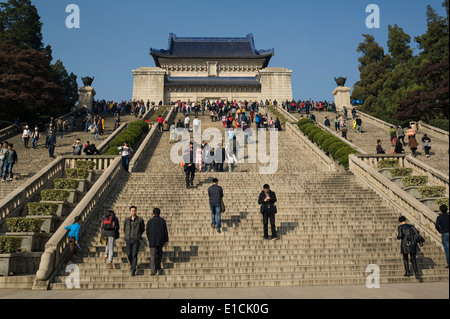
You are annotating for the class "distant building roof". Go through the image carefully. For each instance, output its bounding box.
[151,33,274,67]
[165,76,261,88]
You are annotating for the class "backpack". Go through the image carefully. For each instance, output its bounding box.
[101,213,115,231]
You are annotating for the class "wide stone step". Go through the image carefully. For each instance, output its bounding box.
[48,274,449,290]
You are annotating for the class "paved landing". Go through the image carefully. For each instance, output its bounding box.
[0,282,447,299]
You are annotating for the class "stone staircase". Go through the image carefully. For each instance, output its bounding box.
[0,114,136,200]
[46,112,448,289]
[289,110,449,176]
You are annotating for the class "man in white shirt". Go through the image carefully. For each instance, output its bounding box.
[118,142,134,172]
[184,116,190,131]
[193,117,201,133]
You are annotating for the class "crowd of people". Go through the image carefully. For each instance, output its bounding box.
[376,123,433,158]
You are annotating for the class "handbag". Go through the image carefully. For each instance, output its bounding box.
[220,199,226,213]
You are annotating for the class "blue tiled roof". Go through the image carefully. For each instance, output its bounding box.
[165,76,261,87]
[151,34,274,67]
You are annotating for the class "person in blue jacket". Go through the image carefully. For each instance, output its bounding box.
[64,216,81,263]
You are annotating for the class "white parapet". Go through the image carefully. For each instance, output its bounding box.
[259,67,293,102]
[132,67,166,103]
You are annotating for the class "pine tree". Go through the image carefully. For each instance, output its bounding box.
[0,0,43,51]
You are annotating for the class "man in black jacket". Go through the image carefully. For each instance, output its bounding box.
[146,208,169,276]
[183,142,196,189]
[258,184,278,240]
[397,216,422,279]
[123,206,145,276]
[208,178,223,233]
[435,205,449,268]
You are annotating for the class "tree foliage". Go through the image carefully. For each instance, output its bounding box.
[352,1,449,126]
[0,0,78,122]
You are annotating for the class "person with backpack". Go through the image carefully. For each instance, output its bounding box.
[397,216,424,279]
[64,216,82,263]
[123,206,145,277]
[146,208,169,276]
[101,210,120,269]
[258,184,278,240]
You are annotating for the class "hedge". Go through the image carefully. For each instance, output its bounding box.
[297,118,314,128]
[41,189,70,202]
[27,202,59,216]
[75,160,96,171]
[418,186,447,198]
[0,237,22,254]
[296,119,358,168]
[436,198,449,208]
[300,123,316,135]
[428,119,449,132]
[401,176,429,187]
[53,178,79,190]
[104,120,150,155]
[390,168,413,177]
[6,218,44,233]
[307,127,323,141]
[65,168,89,179]
[321,137,342,154]
[377,159,399,169]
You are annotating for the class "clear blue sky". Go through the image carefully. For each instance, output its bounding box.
[32,0,446,102]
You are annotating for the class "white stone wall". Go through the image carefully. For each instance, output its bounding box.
[259,68,293,102]
[132,67,166,103]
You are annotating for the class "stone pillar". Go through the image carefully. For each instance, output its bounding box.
[259,67,293,103]
[78,86,96,111]
[333,86,351,111]
[132,67,166,104]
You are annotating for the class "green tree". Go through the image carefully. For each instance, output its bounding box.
[387,24,413,66]
[0,0,43,51]
[376,25,416,123]
[414,5,449,64]
[351,34,392,115]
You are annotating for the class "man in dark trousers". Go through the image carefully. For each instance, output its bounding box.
[183,142,196,189]
[258,184,278,240]
[46,130,57,158]
[123,206,145,276]
[435,205,449,268]
[208,178,223,233]
[146,208,169,276]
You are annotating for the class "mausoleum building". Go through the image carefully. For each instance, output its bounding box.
[132,33,293,103]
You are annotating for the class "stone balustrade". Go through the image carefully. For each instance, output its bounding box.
[0,156,118,232]
[0,125,16,141]
[33,156,122,290]
[349,154,442,245]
